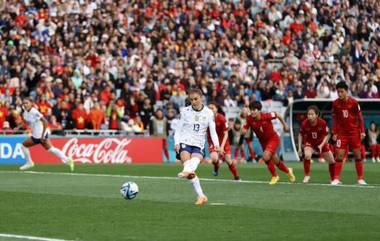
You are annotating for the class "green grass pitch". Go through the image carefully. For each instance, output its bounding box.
[1,162,380,241]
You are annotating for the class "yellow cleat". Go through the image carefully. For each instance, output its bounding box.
[287,168,296,182]
[269,176,280,185]
[68,157,75,172]
[195,196,208,205]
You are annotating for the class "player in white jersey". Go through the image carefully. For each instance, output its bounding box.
[18,97,74,171]
[174,88,220,205]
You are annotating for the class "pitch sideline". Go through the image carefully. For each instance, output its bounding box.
[0,233,74,241]
[0,170,377,189]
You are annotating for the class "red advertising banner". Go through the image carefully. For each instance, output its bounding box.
[29,137,163,164]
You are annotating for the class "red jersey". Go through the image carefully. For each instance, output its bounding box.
[244,112,278,143]
[72,109,88,129]
[300,117,328,145]
[207,113,229,144]
[37,102,52,116]
[332,97,364,135]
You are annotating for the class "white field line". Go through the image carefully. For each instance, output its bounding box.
[0,233,74,241]
[0,170,378,189]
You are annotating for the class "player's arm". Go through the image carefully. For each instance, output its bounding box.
[275,112,289,132]
[40,116,48,140]
[357,103,365,139]
[220,129,228,154]
[209,117,220,151]
[318,133,330,151]
[173,113,184,153]
[331,104,338,141]
[297,132,303,157]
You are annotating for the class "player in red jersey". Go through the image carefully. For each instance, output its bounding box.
[298,106,335,183]
[207,102,240,181]
[242,101,296,184]
[331,81,367,185]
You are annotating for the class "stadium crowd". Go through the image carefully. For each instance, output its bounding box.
[0,0,380,133]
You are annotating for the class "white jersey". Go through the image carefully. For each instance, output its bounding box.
[23,107,45,139]
[174,105,219,149]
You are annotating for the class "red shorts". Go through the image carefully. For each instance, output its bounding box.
[261,136,280,155]
[209,141,231,155]
[304,142,331,153]
[335,134,362,150]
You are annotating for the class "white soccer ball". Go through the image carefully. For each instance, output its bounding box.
[120,181,139,200]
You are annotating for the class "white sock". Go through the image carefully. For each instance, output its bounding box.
[48,147,69,163]
[190,176,205,197]
[183,157,201,173]
[189,157,201,172]
[21,145,34,164]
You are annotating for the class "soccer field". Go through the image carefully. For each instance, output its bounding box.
[0,163,380,241]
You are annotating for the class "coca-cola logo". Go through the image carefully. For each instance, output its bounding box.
[62,138,133,164]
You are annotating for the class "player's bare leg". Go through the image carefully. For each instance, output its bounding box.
[209,151,221,176]
[246,140,255,162]
[353,147,367,185]
[20,138,37,170]
[303,146,313,183]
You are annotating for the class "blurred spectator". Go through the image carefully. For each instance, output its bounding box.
[367,121,380,163]
[139,98,154,129]
[71,103,88,130]
[49,115,63,135]
[0,101,8,129]
[0,0,378,135]
[149,109,170,162]
[36,95,52,117]
[89,102,104,130]
[106,102,123,130]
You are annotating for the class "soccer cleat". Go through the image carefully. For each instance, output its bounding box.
[234,176,241,182]
[19,162,35,171]
[212,170,219,176]
[377,157,380,163]
[195,195,208,205]
[177,171,194,178]
[287,168,296,182]
[358,179,368,185]
[68,157,75,172]
[303,176,311,184]
[372,157,377,163]
[269,176,280,185]
[331,179,342,185]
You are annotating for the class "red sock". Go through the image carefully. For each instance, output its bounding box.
[266,161,277,177]
[377,144,380,158]
[164,149,169,161]
[248,147,255,160]
[329,163,335,181]
[304,159,311,176]
[276,161,289,174]
[371,145,376,158]
[234,148,239,160]
[227,162,239,178]
[213,161,220,173]
[334,161,343,180]
[355,159,363,180]
[241,149,246,159]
